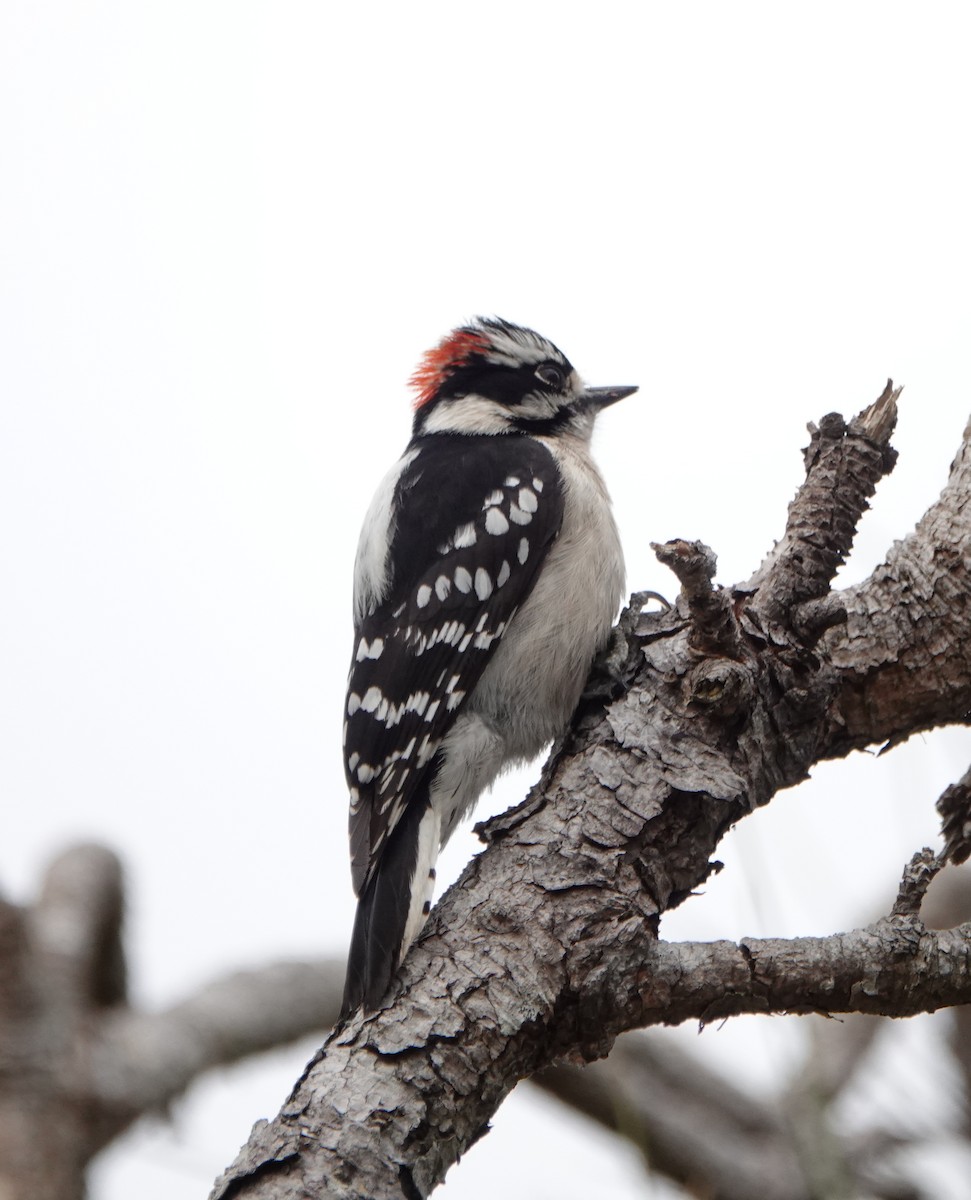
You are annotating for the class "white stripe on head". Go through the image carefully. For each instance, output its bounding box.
[476,319,566,370]
[419,395,514,435]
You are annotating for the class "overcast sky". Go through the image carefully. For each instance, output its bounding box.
[4,3,971,1197]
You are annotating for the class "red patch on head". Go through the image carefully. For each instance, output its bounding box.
[409,328,488,410]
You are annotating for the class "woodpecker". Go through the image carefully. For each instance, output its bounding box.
[340,317,635,1016]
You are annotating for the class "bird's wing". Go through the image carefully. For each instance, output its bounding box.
[344,434,565,894]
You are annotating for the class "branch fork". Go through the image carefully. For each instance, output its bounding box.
[211,377,971,1200]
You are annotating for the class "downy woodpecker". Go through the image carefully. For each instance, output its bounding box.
[341,317,635,1015]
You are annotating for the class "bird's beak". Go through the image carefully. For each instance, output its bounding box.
[581,384,639,412]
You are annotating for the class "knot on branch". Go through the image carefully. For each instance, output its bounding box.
[804,410,849,465]
[652,539,742,659]
[686,659,755,718]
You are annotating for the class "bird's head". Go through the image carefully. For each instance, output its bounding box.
[410,317,636,439]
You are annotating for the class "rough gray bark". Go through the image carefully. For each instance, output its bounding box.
[209,383,971,1200]
[8,847,965,1200]
[535,856,971,1200]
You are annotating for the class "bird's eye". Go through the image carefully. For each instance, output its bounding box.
[535,364,565,390]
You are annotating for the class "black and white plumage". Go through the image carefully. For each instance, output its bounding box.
[340,317,635,1016]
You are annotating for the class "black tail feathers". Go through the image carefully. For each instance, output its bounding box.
[339,793,429,1019]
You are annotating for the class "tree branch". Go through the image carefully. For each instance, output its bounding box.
[211,885,971,1200]
[209,385,971,1200]
[0,843,349,1200]
[643,921,971,1026]
[534,1035,812,1200]
[534,1017,911,1200]
[91,959,345,1116]
[28,843,127,1009]
[744,382,900,626]
[821,411,971,753]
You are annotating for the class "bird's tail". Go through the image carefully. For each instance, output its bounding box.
[340,795,441,1019]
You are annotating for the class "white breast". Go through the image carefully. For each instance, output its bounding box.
[468,432,625,759]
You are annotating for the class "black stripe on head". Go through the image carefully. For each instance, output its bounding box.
[411,317,575,431]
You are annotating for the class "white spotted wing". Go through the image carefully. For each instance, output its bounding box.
[344,435,564,893]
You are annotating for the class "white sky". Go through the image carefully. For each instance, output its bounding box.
[3,3,971,1197]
